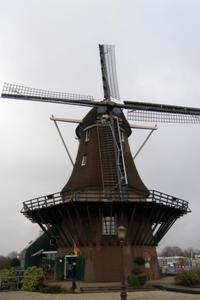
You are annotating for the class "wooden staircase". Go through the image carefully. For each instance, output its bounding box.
[97,117,128,200]
[97,124,119,191]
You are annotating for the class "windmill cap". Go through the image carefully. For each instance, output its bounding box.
[76,102,132,138]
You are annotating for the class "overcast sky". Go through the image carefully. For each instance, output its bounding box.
[1,0,200,256]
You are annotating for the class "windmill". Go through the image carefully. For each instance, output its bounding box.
[1,44,199,282]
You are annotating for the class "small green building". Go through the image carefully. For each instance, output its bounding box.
[21,232,85,280]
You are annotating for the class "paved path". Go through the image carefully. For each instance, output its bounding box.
[0,291,200,300]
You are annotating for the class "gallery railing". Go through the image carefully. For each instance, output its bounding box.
[21,189,190,213]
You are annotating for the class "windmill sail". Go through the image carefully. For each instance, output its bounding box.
[1,82,94,106]
[2,83,200,124]
[99,44,120,101]
[127,109,200,123]
[124,101,200,123]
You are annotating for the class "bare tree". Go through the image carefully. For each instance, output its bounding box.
[160,246,183,257]
[0,256,10,269]
[7,251,19,259]
[159,246,200,257]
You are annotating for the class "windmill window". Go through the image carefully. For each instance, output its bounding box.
[81,154,87,166]
[121,131,125,143]
[73,191,80,201]
[85,130,90,142]
[102,216,117,235]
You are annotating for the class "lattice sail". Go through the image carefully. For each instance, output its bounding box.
[2,82,94,102]
[99,44,120,101]
[127,109,200,123]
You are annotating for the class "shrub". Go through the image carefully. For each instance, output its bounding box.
[128,256,147,287]
[22,266,44,291]
[0,256,10,270]
[133,256,145,266]
[137,273,147,285]
[128,274,140,287]
[175,269,200,286]
[193,268,200,278]
[0,269,15,290]
[131,268,142,275]
[40,285,68,294]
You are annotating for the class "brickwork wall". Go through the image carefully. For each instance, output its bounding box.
[57,244,159,282]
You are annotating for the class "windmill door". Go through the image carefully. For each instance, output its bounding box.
[64,256,85,281]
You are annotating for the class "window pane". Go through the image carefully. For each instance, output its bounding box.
[85,130,90,142]
[121,131,125,142]
[102,216,117,235]
[81,154,87,166]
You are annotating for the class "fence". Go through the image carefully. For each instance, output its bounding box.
[0,275,23,291]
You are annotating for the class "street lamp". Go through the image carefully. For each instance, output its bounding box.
[117,226,127,300]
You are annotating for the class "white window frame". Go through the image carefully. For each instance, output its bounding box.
[85,130,90,142]
[81,154,87,166]
[102,216,117,236]
[121,131,125,143]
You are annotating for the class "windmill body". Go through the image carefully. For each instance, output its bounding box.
[1,45,194,281]
[58,104,159,281]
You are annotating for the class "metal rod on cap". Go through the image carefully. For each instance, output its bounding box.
[133,127,157,160]
[51,115,74,166]
[50,116,81,124]
[129,123,157,130]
